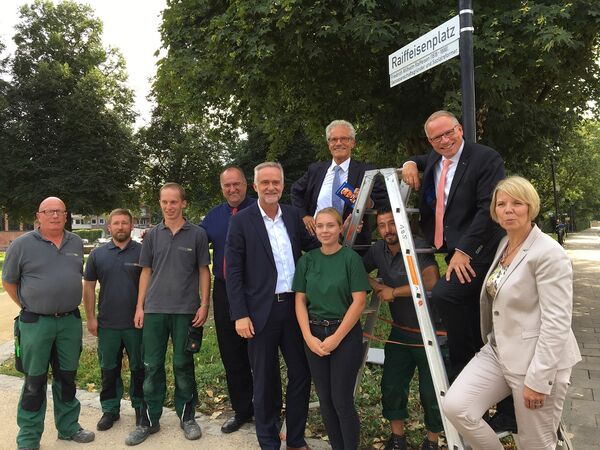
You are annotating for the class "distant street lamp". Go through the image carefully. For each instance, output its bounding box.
[550,147,560,220]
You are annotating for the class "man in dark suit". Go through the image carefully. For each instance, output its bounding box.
[402,110,515,432]
[291,120,387,247]
[225,162,319,450]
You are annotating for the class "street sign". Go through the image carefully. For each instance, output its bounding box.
[388,15,460,87]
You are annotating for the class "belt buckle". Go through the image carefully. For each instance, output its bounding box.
[321,319,331,326]
[53,312,61,317]
[276,293,285,302]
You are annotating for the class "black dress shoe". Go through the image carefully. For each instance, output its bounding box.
[97,412,120,431]
[221,415,250,434]
[486,411,518,434]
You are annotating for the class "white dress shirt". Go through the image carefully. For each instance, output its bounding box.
[258,203,295,294]
[315,157,351,216]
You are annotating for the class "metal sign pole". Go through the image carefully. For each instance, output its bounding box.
[459,0,476,142]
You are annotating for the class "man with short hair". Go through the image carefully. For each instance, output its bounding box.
[363,207,442,450]
[291,119,387,246]
[226,162,319,450]
[2,196,95,450]
[125,183,211,446]
[200,166,256,433]
[401,110,514,431]
[83,208,144,432]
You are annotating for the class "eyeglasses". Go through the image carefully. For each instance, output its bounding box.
[38,209,67,216]
[327,137,354,144]
[429,125,459,144]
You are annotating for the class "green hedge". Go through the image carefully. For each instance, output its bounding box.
[73,229,104,242]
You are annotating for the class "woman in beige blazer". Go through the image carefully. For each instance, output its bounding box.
[443,176,581,450]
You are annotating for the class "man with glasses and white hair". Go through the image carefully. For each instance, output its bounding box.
[291,119,386,248]
[2,196,95,449]
[401,110,514,432]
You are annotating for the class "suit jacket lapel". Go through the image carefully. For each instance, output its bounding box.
[495,225,541,295]
[249,204,276,267]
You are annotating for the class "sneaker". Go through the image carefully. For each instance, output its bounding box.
[486,411,518,434]
[421,438,438,450]
[97,412,120,431]
[384,434,407,450]
[181,418,202,440]
[59,428,95,443]
[125,424,160,446]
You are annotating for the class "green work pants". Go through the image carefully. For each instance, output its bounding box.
[97,327,144,414]
[142,313,198,424]
[17,312,83,449]
[381,327,444,433]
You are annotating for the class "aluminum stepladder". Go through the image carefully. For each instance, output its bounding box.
[343,167,465,450]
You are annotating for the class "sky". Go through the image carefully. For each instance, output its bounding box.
[0,0,167,127]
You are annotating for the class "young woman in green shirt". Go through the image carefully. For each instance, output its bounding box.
[293,207,371,450]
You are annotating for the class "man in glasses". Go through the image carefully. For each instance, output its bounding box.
[402,110,514,432]
[2,196,95,449]
[291,119,386,248]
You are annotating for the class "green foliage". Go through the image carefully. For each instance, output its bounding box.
[135,105,229,222]
[2,0,139,221]
[155,0,599,172]
[72,228,103,242]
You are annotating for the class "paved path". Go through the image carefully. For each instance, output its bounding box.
[1,228,599,449]
[562,227,600,450]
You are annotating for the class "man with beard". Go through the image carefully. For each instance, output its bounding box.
[83,209,144,432]
[362,207,442,450]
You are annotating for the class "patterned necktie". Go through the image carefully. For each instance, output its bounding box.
[223,206,238,279]
[331,165,344,215]
[434,159,452,249]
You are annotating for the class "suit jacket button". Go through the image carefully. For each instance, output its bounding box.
[493,311,499,316]
[548,381,553,385]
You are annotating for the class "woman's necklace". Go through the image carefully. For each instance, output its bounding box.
[499,235,528,266]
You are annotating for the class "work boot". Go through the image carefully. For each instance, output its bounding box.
[384,433,407,450]
[180,418,202,440]
[125,424,160,446]
[59,428,95,443]
[97,412,120,431]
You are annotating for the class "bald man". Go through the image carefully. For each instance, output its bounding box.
[2,197,95,450]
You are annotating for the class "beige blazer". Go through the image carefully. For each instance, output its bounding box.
[480,224,581,395]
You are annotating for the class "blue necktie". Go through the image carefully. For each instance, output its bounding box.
[331,165,344,215]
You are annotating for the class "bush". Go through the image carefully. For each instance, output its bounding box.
[73,229,104,242]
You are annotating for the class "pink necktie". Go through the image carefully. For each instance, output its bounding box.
[435,159,452,249]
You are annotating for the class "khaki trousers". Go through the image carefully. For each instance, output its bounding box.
[443,342,571,450]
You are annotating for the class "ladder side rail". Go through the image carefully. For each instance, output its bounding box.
[382,168,465,450]
[342,169,377,247]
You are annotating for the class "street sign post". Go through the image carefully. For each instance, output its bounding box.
[388,15,460,88]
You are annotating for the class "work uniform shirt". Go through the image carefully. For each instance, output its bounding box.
[2,229,83,314]
[139,219,210,314]
[200,196,256,281]
[362,237,437,330]
[84,239,142,329]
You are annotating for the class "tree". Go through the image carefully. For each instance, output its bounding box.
[136,106,229,222]
[4,0,139,221]
[155,0,599,170]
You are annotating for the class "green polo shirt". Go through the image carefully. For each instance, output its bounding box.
[2,229,83,315]
[139,220,210,314]
[293,246,371,320]
[84,239,142,329]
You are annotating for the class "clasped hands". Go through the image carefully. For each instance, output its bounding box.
[305,334,341,357]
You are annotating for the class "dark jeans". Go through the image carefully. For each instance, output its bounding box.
[305,322,362,450]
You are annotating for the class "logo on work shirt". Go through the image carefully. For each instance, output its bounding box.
[65,252,80,257]
[178,246,193,252]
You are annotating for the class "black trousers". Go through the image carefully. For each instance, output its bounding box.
[213,278,254,417]
[248,299,310,450]
[305,322,362,450]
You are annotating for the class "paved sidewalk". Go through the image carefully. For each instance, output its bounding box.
[562,227,600,450]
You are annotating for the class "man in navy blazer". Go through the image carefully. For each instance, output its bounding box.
[226,162,319,450]
[291,120,387,248]
[402,110,505,377]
